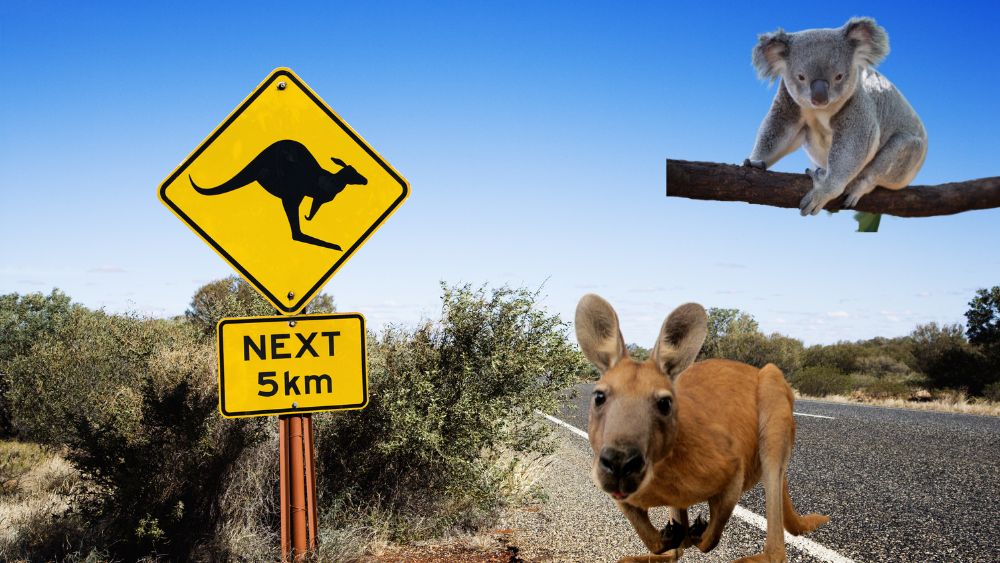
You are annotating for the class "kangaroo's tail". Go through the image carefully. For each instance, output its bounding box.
[782,474,830,535]
[189,163,259,195]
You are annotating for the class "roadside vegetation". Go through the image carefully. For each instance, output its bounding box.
[628,287,1000,413]
[0,280,584,561]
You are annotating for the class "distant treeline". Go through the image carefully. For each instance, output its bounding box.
[625,289,1000,402]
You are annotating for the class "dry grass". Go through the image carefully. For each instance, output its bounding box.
[210,424,281,561]
[0,440,83,561]
[799,390,1000,417]
[317,449,554,562]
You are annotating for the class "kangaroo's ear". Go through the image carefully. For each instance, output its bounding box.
[844,17,889,67]
[652,303,708,379]
[752,29,790,82]
[575,294,627,373]
[330,157,347,167]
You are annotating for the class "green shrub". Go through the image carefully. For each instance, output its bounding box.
[802,341,867,374]
[0,290,80,437]
[314,283,587,546]
[786,366,854,397]
[2,284,275,561]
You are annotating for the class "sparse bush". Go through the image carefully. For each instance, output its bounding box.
[786,366,854,397]
[856,354,912,378]
[314,283,586,552]
[983,382,1000,402]
[701,308,759,360]
[185,276,335,338]
[858,377,914,399]
[627,343,650,362]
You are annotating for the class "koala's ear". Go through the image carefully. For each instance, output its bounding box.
[651,303,708,379]
[575,294,627,374]
[844,17,889,67]
[752,29,790,82]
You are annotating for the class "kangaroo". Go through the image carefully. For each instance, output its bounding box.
[189,139,368,251]
[575,294,829,563]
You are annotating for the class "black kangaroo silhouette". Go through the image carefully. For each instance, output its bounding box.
[189,139,368,251]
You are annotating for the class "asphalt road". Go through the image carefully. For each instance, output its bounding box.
[520,383,1000,563]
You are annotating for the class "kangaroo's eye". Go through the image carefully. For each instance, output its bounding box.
[656,396,673,416]
[593,390,606,407]
[834,73,844,82]
[797,74,806,82]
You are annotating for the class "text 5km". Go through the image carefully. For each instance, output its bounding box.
[257,370,333,397]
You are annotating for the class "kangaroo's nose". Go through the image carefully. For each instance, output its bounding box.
[810,79,829,105]
[598,446,645,479]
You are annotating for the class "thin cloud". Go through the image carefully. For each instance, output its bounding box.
[88,266,127,274]
[826,311,850,318]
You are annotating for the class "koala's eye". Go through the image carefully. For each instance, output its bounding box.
[834,73,844,82]
[656,396,673,416]
[797,74,806,82]
[593,390,606,407]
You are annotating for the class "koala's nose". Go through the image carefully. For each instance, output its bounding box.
[598,446,645,479]
[810,79,829,105]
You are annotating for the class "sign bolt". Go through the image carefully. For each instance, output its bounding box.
[287,291,295,300]
[289,320,297,327]
[277,81,287,90]
[292,402,298,409]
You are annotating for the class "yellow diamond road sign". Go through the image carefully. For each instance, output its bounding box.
[159,68,409,314]
[217,314,367,418]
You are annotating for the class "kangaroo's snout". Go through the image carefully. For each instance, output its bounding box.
[599,446,645,478]
[810,79,829,106]
[598,445,645,499]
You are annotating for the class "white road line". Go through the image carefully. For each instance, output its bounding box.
[538,411,856,563]
[538,411,589,439]
[794,412,835,420]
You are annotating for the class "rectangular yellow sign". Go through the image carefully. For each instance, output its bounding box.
[217,314,367,418]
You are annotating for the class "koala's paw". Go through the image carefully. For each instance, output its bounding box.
[843,191,863,209]
[805,167,826,180]
[743,158,766,170]
[799,188,837,216]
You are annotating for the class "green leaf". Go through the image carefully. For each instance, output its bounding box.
[854,212,881,232]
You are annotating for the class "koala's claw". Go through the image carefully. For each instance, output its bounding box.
[805,167,826,180]
[843,192,862,208]
[743,158,766,170]
[660,520,687,551]
[799,191,829,216]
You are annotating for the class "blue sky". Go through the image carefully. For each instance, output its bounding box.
[2,1,998,345]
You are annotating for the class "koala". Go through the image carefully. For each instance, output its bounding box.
[744,17,927,216]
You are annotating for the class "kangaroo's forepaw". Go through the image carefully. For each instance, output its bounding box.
[687,514,707,544]
[660,520,687,551]
[743,158,766,170]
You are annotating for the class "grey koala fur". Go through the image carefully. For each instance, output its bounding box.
[744,17,927,216]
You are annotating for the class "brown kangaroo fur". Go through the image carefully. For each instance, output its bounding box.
[575,294,829,563]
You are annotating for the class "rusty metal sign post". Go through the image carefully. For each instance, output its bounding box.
[159,68,408,562]
[279,414,318,559]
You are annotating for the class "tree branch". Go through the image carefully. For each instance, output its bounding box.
[665,160,1000,217]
